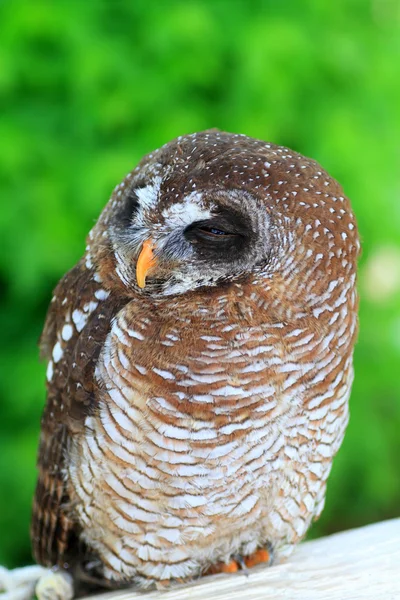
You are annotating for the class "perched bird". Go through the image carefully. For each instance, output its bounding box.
[31,130,359,590]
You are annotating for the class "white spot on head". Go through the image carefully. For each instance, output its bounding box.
[161,191,211,228]
[135,176,162,210]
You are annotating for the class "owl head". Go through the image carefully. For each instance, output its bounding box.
[87,131,359,313]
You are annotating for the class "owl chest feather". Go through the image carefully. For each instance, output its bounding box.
[67,290,354,582]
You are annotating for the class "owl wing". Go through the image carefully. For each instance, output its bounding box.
[31,259,127,568]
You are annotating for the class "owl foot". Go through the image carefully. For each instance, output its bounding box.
[205,547,272,577]
[0,565,73,600]
[243,548,272,569]
[205,559,240,575]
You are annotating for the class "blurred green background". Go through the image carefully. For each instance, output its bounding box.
[1,0,399,569]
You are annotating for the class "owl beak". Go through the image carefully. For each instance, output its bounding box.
[136,239,157,288]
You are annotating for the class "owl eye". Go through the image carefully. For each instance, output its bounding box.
[184,219,244,244]
[183,211,251,258]
[197,226,236,237]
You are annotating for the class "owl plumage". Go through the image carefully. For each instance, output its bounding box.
[31,130,359,588]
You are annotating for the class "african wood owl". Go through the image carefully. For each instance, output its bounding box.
[31,130,359,589]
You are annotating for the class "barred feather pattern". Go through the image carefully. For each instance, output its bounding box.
[68,274,357,584]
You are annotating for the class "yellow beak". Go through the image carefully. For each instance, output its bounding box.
[136,239,157,289]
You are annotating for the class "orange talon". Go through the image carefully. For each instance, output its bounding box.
[205,548,271,577]
[243,548,271,569]
[221,560,239,573]
[205,559,239,575]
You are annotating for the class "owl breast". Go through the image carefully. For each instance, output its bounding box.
[67,280,356,584]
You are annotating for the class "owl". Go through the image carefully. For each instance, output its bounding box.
[31,130,359,591]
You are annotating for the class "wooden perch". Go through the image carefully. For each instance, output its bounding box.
[85,518,400,600]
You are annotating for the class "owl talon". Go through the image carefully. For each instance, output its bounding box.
[204,559,240,575]
[243,548,272,569]
[205,547,272,578]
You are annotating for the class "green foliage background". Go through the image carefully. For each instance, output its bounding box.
[1,0,399,568]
